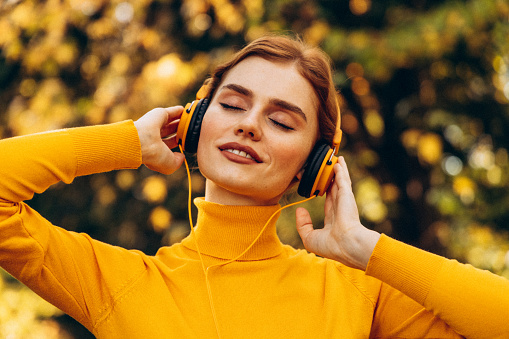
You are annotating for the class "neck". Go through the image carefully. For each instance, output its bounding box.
[181,198,283,261]
[204,179,281,206]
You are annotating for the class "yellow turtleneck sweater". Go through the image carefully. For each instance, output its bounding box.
[0,121,508,338]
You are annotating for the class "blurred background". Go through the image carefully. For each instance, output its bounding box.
[1,0,509,337]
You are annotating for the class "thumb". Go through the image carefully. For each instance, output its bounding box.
[146,148,186,175]
[173,152,186,168]
[162,151,186,175]
[295,207,315,249]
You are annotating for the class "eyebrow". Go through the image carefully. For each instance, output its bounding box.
[220,83,308,122]
[269,98,307,122]
[222,83,252,97]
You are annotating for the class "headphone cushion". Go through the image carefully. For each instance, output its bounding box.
[185,98,209,153]
[298,140,331,198]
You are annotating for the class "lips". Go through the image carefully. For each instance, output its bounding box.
[218,142,262,163]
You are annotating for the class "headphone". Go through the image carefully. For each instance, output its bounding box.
[176,85,343,198]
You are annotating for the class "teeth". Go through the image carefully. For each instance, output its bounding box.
[225,149,254,160]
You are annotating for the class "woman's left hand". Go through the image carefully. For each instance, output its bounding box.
[295,156,381,271]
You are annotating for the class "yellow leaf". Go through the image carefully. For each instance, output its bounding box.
[417,133,443,165]
[363,109,384,138]
[452,176,475,204]
[142,176,167,204]
[150,206,172,233]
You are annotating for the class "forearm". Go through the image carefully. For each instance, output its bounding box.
[0,120,142,203]
[366,234,509,338]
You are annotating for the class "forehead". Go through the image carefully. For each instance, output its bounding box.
[218,57,319,120]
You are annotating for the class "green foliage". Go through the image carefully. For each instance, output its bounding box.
[1,0,509,336]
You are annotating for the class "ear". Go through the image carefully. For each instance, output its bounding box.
[286,168,305,191]
[295,167,306,181]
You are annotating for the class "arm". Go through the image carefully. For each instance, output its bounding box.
[0,119,144,329]
[295,157,509,338]
[0,121,142,203]
[366,234,509,338]
[0,106,184,330]
[0,105,184,203]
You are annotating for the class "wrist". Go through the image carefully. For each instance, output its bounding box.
[334,226,380,271]
[355,228,381,271]
[134,120,153,164]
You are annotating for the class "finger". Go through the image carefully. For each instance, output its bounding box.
[295,207,315,248]
[162,118,180,131]
[161,119,180,140]
[164,106,184,121]
[324,188,334,216]
[322,194,333,228]
[169,152,186,170]
[335,157,352,188]
[162,135,179,149]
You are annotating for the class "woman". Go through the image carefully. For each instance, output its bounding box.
[1,35,508,338]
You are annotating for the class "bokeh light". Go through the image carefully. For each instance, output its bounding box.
[2,0,509,335]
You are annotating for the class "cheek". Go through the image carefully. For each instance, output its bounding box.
[271,139,312,175]
[197,111,222,149]
[200,111,217,137]
[196,116,215,168]
[196,110,231,173]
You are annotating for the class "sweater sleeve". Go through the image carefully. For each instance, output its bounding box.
[0,120,142,203]
[0,121,145,331]
[366,234,509,338]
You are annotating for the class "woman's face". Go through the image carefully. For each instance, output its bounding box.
[197,56,319,205]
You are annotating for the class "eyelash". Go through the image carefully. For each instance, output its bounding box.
[220,103,244,111]
[220,103,294,131]
[270,119,294,131]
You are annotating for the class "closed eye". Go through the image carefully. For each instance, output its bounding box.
[269,118,294,131]
[220,103,245,111]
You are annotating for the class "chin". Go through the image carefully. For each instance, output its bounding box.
[198,154,294,204]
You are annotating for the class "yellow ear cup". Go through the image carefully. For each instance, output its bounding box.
[176,85,210,153]
[298,140,339,197]
[310,149,338,197]
[176,101,196,151]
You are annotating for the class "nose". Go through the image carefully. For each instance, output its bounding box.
[234,111,262,141]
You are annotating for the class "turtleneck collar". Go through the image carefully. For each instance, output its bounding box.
[181,197,284,261]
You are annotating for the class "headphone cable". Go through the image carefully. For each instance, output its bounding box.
[179,145,316,338]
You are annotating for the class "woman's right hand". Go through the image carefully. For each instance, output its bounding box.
[134,106,186,175]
